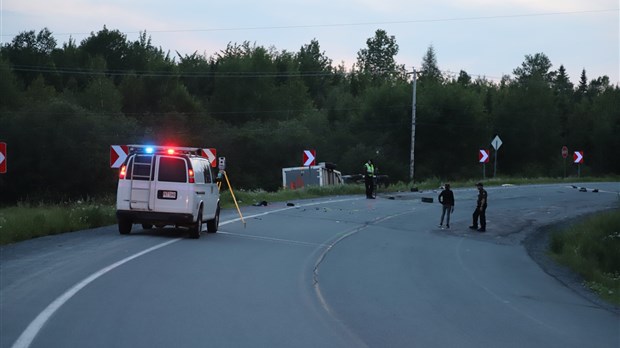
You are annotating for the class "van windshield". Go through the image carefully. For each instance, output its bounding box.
[158,157,187,183]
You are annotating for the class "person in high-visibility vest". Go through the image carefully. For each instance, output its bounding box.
[364,159,375,199]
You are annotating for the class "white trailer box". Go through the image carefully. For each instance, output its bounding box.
[282,162,343,189]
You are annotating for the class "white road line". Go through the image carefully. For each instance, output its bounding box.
[11,239,179,348]
[11,196,362,348]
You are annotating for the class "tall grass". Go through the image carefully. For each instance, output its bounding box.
[549,210,620,305]
[0,201,116,245]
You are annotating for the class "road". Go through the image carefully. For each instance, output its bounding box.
[1,183,619,348]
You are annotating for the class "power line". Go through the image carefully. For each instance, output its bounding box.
[8,64,339,78]
[2,9,615,38]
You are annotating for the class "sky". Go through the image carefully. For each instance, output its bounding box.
[1,0,618,85]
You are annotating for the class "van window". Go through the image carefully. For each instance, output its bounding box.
[158,157,187,183]
[192,160,205,184]
[127,155,154,180]
[204,164,212,183]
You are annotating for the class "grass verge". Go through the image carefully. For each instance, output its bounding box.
[549,210,620,306]
[0,200,116,245]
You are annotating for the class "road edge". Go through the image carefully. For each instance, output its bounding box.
[522,210,620,315]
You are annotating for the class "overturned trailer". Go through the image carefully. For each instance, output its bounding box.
[282,162,343,189]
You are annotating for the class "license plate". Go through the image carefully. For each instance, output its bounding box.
[159,190,177,200]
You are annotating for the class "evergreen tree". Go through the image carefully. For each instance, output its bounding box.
[420,45,442,83]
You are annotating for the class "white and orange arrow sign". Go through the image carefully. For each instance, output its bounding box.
[479,149,490,163]
[201,148,217,167]
[110,145,128,168]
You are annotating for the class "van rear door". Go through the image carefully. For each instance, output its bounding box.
[152,155,191,213]
[128,154,154,210]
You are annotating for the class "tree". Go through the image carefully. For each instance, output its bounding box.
[575,69,587,97]
[457,70,472,86]
[420,45,442,83]
[80,26,130,82]
[554,65,574,139]
[296,39,332,108]
[356,29,404,80]
[80,76,122,113]
[3,28,57,87]
[0,59,23,109]
[513,53,555,86]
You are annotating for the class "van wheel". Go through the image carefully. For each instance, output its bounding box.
[207,204,220,233]
[119,218,132,235]
[189,208,202,239]
[142,224,153,230]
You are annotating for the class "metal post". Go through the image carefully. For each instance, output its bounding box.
[493,149,497,178]
[410,68,417,183]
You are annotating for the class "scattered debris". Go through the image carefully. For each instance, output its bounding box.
[421,197,434,203]
[253,200,268,206]
[579,187,587,192]
[286,202,295,206]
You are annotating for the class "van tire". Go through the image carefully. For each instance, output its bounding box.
[142,224,153,230]
[207,204,220,233]
[119,219,132,235]
[189,208,202,239]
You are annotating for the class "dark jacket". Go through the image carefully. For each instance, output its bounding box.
[477,188,487,208]
[438,189,454,206]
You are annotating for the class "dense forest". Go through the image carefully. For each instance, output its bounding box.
[0,27,618,204]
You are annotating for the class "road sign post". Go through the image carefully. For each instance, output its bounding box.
[491,135,502,178]
[561,146,568,178]
[573,151,584,178]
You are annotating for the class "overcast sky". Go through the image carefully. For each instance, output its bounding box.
[1,0,618,85]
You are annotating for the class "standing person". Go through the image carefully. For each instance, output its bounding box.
[438,183,455,229]
[469,182,487,232]
[364,159,375,199]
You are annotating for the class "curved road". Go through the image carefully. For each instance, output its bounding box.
[1,183,619,347]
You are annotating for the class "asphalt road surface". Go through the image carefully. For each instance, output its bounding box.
[1,183,619,348]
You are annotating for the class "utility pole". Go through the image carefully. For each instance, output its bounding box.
[410,68,418,183]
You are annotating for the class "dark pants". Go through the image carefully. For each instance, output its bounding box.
[365,175,374,198]
[472,205,486,229]
[440,205,452,226]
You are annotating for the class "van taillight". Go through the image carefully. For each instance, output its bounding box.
[188,169,195,183]
[119,165,127,179]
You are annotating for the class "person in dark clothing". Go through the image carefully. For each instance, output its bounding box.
[438,183,455,229]
[469,182,487,232]
[364,159,375,199]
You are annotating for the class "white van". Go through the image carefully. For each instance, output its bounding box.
[115,145,220,239]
